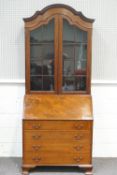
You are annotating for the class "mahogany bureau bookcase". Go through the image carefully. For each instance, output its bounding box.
[22,4,94,175]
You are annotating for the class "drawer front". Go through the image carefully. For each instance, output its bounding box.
[24,142,90,154]
[23,130,91,154]
[23,120,91,130]
[24,130,91,144]
[23,152,91,165]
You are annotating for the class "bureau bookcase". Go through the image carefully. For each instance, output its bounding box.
[22,4,94,175]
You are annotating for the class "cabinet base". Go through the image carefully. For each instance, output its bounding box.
[22,164,93,175]
[79,165,93,175]
[22,165,36,175]
[22,171,29,175]
[85,170,93,175]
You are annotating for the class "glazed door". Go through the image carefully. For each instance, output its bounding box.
[28,17,58,93]
[58,17,88,94]
[27,15,89,94]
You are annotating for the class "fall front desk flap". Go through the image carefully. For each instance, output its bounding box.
[23,94,93,120]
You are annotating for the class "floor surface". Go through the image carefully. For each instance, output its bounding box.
[0,158,117,175]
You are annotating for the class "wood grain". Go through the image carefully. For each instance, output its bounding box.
[23,94,93,120]
[23,120,92,129]
[23,130,91,143]
[23,4,94,175]
[23,130,91,153]
[24,4,94,94]
[23,152,91,165]
[23,4,94,23]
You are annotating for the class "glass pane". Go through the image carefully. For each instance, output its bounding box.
[75,45,87,72]
[30,45,42,58]
[43,20,54,41]
[63,46,74,59]
[62,76,86,91]
[30,61,42,75]
[63,60,74,76]
[43,76,54,91]
[62,19,87,92]
[62,76,75,91]
[63,46,74,76]
[30,19,54,91]
[75,27,87,42]
[63,20,74,42]
[31,76,42,91]
[30,20,54,42]
[30,26,43,43]
[42,45,54,75]
[75,76,86,91]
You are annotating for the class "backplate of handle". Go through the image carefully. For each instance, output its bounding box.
[32,135,41,139]
[32,145,41,151]
[74,124,84,129]
[74,134,83,140]
[74,156,83,162]
[32,124,41,129]
[32,157,41,162]
[74,145,83,151]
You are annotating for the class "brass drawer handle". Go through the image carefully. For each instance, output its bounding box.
[32,124,41,129]
[74,124,84,129]
[74,145,83,151]
[32,135,41,139]
[32,157,41,162]
[74,134,83,140]
[74,156,83,162]
[32,145,41,151]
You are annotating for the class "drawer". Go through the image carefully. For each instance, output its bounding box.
[24,142,90,153]
[23,152,91,165]
[23,130,91,155]
[24,130,91,144]
[23,120,92,130]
